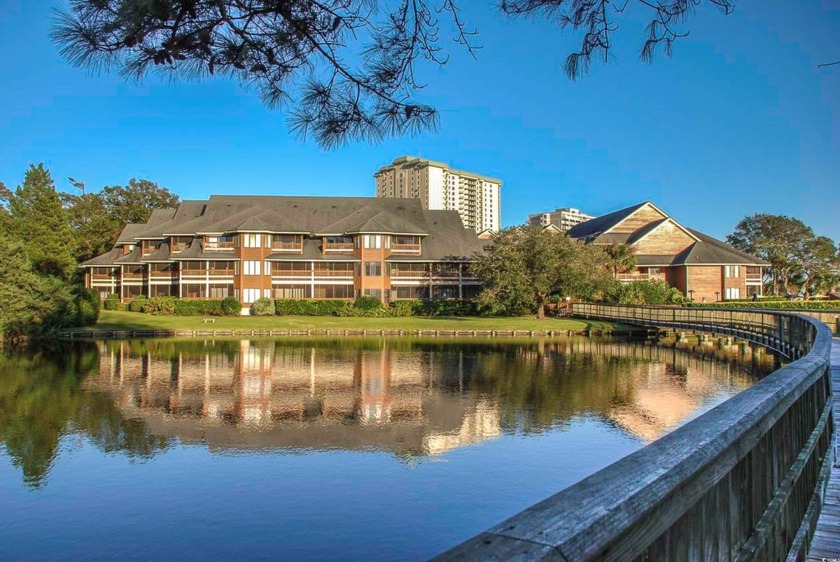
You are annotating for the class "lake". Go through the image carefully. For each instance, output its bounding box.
[0,337,776,560]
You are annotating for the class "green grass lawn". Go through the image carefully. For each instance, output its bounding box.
[72,310,628,334]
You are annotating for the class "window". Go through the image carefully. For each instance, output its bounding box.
[725,265,740,278]
[150,285,173,297]
[391,285,429,299]
[243,234,262,248]
[273,284,311,299]
[182,284,206,298]
[243,288,260,303]
[365,261,382,276]
[432,285,459,300]
[182,261,204,272]
[209,284,231,299]
[363,235,382,249]
[243,261,261,276]
[364,289,382,300]
[725,287,741,300]
[314,285,354,299]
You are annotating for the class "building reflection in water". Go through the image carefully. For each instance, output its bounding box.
[89,338,775,458]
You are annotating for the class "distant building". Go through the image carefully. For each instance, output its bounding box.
[567,201,769,302]
[528,207,595,231]
[374,156,501,233]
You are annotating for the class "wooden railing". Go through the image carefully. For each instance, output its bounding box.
[438,304,833,561]
[272,269,311,277]
[324,243,354,252]
[203,242,235,251]
[391,243,421,252]
[272,242,302,251]
[616,272,665,281]
[391,270,428,277]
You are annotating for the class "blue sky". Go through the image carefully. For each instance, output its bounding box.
[1,0,838,240]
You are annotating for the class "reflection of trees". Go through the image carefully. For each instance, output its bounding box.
[0,345,169,488]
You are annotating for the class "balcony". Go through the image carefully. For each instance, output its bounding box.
[616,272,666,282]
[324,243,354,252]
[208,268,235,276]
[391,244,421,253]
[272,242,303,252]
[122,271,145,280]
[391,269,429,278]
[272,269,311,277]
[203,241,235,251]
[91,273,116,281]
[314,269,354,277]
[746,274,762,283]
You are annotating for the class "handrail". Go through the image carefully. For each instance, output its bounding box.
[437,303,833,561]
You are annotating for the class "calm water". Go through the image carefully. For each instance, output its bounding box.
[0,337,776,560]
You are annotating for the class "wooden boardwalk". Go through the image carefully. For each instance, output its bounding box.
[808,337,840,561]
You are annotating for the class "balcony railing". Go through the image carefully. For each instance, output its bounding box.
[746,274,762,282]
[324,243,354,252]
[616,272,666,281]
[272,269,312,277]
[391,244,421,252]
[390,270,428,277]
[314,269,354,277]
[203,242,235,251]
[272,242,302,251]
[91,273,116,280]
[208,269,235,276]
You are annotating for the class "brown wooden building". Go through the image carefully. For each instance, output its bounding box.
[81,196,485,306]
[567,202,768,302]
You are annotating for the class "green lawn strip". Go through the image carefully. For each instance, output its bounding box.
[69,310,630,334]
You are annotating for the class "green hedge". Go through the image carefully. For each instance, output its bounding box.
[221,297,242,316]
[275,299,351,316]
[174,299,225,316]
[127,295,148,313]
[686,301,840,311]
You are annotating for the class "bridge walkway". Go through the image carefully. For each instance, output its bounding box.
[808,337,840,561]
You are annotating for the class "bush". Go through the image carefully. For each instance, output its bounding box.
[103,293,120,311]
[353,295,382,311]
[685,301,840,311]
[74,288,101,326]
[251,297,274,316]
[275,299,351,316]
[390,300,424,317]
[416,299,480,316]
[221,296,242,316]
[144,296,178,315]
[174,299,225,316]
[611,280,686,306]
[128,295,148,313]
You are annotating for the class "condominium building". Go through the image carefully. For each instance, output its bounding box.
[374,156,501,233]
[81,196,486,305]
[567,201,769,302]
[528,207,595,231]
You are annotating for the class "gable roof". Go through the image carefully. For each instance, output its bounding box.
[566,202,649,241]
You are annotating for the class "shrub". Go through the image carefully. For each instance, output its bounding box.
[275,299,351,316]
[174,299,225,316]
[251,297,274,316]
[103,293,120,311]
[144,296,178,315]
[221,296,242,316]
[128,295,148,313]
[685,301,840,311]
[69,287,101,326]
[612,280,687,306]
[353,296,382,311]
[390,300,424,317]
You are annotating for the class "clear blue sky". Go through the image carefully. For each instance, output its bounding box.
[1,0,838,240]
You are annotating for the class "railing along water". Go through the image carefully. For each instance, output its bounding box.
[437,304,833,561]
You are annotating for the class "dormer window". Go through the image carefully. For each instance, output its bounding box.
[324,236,354,253]
[204,235,235,251]
[391,236,421,253]
[272,234,303,252]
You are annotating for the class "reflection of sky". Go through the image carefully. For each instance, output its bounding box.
[0,416,640,560]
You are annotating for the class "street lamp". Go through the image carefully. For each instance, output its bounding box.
[687,290,695,301]
[715,291,720,302]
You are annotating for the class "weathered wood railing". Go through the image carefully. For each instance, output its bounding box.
[437,304,833,561]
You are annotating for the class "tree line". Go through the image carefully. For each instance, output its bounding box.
[727,215,840,298]
[0,164,178,340]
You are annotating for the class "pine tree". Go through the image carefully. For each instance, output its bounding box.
[6,164,77,278]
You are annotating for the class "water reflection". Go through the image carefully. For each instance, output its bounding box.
[0,338,775,489]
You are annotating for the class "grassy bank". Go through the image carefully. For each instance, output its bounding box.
[69,310,629,334]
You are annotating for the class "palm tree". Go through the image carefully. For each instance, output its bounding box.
[605,244,637,278]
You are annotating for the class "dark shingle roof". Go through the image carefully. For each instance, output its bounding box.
[678,230,770,265]
[80,248,123,267]
[566,202,649,241]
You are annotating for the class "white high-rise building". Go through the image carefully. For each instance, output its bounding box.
[374,156,501,233]
[528,207,595,231]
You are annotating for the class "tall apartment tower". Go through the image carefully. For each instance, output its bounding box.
[374,156,501,233]
[528,207,595,231]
